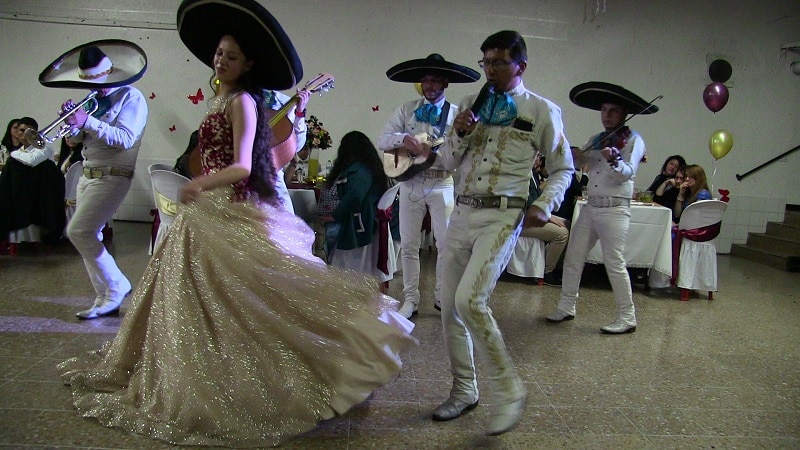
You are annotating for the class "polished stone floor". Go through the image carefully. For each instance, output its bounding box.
[1,221,798,449]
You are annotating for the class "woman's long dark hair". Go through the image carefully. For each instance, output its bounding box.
[660,154,686,175]
[326,131,389,192]
[58,138,84,167]
[2,118,20,150]
[210,31,278,204]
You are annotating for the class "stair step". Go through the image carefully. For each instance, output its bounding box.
[745,233,800,254]
[730,244,800,272]
[765,221,800,241]
[785,210,800,227]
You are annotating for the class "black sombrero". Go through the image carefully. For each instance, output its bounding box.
[569,81,659,114]
[177,0,302,90]
[39,39,147,89]
[386,53,481,83]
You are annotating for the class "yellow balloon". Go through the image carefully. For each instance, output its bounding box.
[709,129,733,160]
[414,82,423,96]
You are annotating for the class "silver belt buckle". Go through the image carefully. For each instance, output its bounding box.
[470,198,482,208]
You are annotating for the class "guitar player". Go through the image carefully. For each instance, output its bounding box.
[267,88,310,214]
[377,54,480,319]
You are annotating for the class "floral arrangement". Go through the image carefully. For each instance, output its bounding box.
[305,115,332,150]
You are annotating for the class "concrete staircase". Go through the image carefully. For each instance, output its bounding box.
[730,207,800,272]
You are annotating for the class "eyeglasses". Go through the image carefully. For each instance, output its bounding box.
[478,59,517,69]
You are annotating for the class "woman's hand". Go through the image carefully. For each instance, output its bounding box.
[179,180,204,204]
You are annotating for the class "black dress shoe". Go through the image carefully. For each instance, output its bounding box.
[542,272,562,286]
[432,396,479,421]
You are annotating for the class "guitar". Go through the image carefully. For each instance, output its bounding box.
[382,132,445,181]
[268,73,335,169]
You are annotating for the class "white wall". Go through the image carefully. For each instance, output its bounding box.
[1,0,799,232]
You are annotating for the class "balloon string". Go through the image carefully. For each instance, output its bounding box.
[712,159,718,198]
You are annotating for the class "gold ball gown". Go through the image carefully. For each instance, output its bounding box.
[58,94,417,448]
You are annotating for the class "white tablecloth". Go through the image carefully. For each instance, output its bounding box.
[571,200,673,277]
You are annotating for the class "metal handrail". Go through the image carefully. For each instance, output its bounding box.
[736,143,800,181]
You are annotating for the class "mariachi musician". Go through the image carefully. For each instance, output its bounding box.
[38,40,148,319]
[376,53,480,319]
[546,81,658,334]
[261,86,310,214]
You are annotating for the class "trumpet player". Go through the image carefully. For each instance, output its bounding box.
[50,42,148,319]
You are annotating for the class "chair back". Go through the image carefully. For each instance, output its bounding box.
[288,189,317,224]
[377,183,401,211]
[150,169,190,226]
[148,163,173,174]
[678,199,727,231]
[64,161,83,206]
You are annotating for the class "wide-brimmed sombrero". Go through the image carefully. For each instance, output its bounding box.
[569,81,659,114]
[177,0,302,90]
[39,39,147,89]
[386,53,480,83]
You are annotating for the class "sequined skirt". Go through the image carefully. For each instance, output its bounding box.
[58,187,416,448]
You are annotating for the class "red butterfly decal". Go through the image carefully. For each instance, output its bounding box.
[718,188,730,203]
[169,125,176,132]
[188,88,204,104]
[371,105,379,112]
[149,92,156,99]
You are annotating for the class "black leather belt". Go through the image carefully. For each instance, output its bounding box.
[83,166,134,179]
[456,195,527,209]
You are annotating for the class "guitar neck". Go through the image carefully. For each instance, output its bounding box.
[268,96,299,127]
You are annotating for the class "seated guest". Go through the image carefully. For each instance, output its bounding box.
[672,164,712,222]
[521,148,584,286]
[57,137,84,174]
[648,154,685,209]
[0,117,66,253]
[322,131,391,290]
[1,119,22,173]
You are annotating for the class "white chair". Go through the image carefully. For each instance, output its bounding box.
[506,232,546,281]
[288,189,317,225]
[675,199,727,300]
[149,169,190,254]
[376,183,402,281]
[148,163,173,174]
[64,161,83,226]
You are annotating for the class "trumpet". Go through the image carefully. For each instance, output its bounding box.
[25,91,99,149]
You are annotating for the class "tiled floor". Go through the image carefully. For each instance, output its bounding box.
[1,221,798,449]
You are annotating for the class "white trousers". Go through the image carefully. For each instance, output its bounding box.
[557,205,636,325]
[398,175,454,306]
[440,204,525,405]
[275,168,294,214]
[66,175,132,302]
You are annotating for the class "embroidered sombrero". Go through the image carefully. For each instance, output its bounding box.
[177,0,302,90]
[39,39,147,89]
[386,53,480,83]
[569,81,659,114]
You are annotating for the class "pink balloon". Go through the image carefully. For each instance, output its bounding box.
[703,82,729,113]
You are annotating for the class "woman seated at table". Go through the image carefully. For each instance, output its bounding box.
[0,117,66,253]
[672,164,712,222]
[321,131,391,290]
[648,154,685,209]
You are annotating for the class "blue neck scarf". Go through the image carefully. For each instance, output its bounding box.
[263,90,278,109]
[479,92,517,126]
[414,103,442,125]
